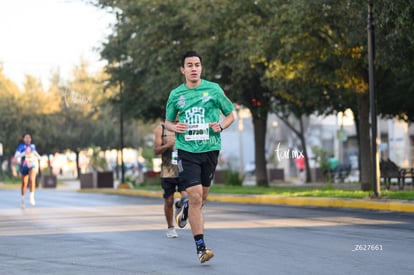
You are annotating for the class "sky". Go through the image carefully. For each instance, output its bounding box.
[0,0,115,89]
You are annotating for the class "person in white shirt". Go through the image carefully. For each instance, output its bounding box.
[14,134,41,208]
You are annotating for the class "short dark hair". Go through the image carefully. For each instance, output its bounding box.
[181,51,202,67]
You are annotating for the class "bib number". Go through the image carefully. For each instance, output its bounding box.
[184,123,209,141]
[171,151,178,165]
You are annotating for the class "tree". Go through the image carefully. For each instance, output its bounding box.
[251,0,375,189]
[96,0,278,186]
[0,59,144,177]
[194,1,276,186]
[0,66,23,176]
[375,0,414,121]
[95,0,414,190]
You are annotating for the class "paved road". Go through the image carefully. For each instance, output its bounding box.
[1,189,413,275]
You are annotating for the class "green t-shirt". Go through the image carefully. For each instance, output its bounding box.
[166,79,234,153]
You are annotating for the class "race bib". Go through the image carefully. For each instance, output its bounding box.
[171,151,178,165]
[184,123,210,141]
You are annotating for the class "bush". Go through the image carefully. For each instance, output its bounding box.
[143,171,160,186]
[125,175,138,188]
[2,175,21,184]
[311,146,333,185]
[224,169,244,186]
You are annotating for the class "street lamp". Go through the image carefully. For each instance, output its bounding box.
[116,11,126,188]
[119,80,125,185]
[368,2,380,196]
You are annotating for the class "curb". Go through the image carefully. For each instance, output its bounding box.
[3,182,413,213]
[77,188,414,213]
[208,194,414,213]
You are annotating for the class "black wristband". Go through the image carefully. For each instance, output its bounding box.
[219,124,224,132]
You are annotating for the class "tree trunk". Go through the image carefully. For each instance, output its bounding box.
[253,115,268,186]
[298,117,311,183]
[6,155,13,177]
[76,150,81,179]
[357,92,372,191]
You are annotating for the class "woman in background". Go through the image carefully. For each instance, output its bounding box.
[14,134,41,209]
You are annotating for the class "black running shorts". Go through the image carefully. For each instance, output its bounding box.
[161,177,184,199]
[178,150,219,189]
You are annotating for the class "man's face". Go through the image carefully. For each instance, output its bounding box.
[181,56,202,85]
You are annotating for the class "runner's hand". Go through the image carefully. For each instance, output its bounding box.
[209,122,222,133]
[174,122,188,133]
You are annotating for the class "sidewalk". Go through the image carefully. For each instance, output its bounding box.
[2,179,414,213]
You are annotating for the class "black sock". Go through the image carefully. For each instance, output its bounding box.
[194,234,205,251]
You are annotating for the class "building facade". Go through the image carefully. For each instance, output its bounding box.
[219,107,414,180]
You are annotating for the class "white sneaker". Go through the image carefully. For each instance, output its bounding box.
[21,197,25,209]
[166,227,178,238]
[29,193,35,206]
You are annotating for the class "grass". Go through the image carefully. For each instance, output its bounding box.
[1,176,63,188]
[209,185,370,199]
[1,176,21,184]
[3,176,414,201]
[382,190,414,200]
[135,181,414,201]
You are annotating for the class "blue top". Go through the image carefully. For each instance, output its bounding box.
[15,143,37,167]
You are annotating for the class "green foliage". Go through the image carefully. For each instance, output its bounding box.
[140,146,155,170]
[88,146,108,172]
[210,185,371,199]
[311,146,332,184]
[94,0,414,188]
[124,174,139,188]
[1,175,21,184]
[127,182,414,200]
[0,60,152,172]
[96,0,278,186]
[375,0,414,121]
[142,172,160,186]
[383,190,414,200]
[311,146,330,168]
[223,169,244,186]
